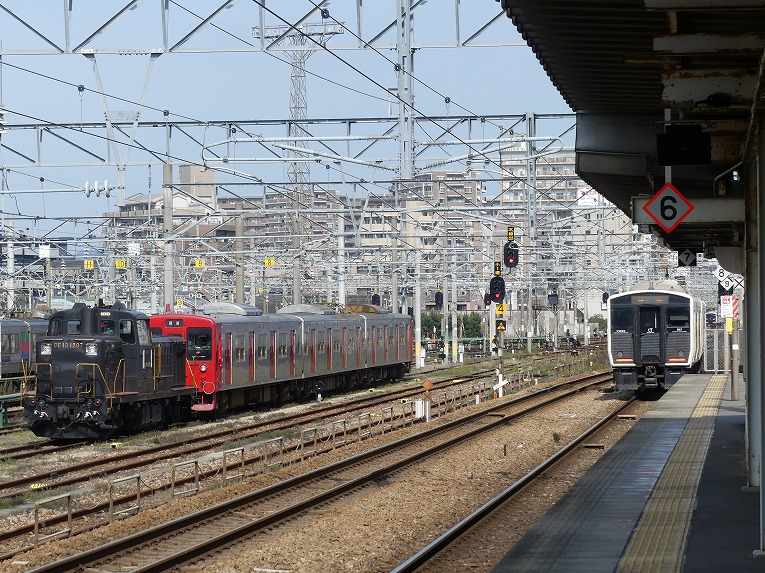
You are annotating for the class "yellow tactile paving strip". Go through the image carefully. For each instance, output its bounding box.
[618,374,727,572]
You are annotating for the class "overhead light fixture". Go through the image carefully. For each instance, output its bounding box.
[701,93,732,109]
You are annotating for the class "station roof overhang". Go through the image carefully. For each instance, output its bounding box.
[500,0,765,255]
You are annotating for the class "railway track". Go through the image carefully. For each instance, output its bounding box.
[0,368,496,491]
[13,373,613,573]
[391,394,639,572]
[0,367,508,550]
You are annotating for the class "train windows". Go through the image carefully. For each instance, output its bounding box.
[188,328,213,360]
[59,320,81,335]
[100,320,116,335]
[611,309,634,333]
[667,310,690,332]
[1,333,18,354]
[277,333,287,358]
[257,334,268,359]
[317,341,326,354]
[137,321,151,345]
[119,320,136,344]
[235,335,246,362]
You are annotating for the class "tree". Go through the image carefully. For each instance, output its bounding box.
[589,314,607,330]
[421,311,442,338]
[461,312,483,338]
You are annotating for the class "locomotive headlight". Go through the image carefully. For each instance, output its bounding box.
[40,343,53,356]
[85,343,99,357]
[199,364,208,372]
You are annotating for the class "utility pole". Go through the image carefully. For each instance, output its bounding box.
[253,19,342,305]
[163,163,174,310]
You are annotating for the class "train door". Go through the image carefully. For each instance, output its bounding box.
[326,328,332,370]
[269,330,276,379]
[224,332,233,385]
[342,327,347,369]
[310,329,316,373]
[356,326,362,366]
[395,325,400,361]
[383,326,389,362]
[371,326,377,364]
[248,331,255,382]
[638,306,662,363]
[289,330,296,376]
[116,318,149,392]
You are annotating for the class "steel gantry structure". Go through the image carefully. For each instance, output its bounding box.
[0,0,684,361]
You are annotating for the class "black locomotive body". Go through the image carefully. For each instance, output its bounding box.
[24,302,192,439]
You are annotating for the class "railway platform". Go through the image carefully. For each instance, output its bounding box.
[491,372,761,572]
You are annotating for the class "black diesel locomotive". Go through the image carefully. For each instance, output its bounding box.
[24,302,192,439]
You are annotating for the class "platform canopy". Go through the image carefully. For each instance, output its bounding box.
[500,0,765,254]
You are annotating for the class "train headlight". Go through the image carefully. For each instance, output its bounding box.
[199,364,207,372]
[40,343,53,356]
[85,343,98,357]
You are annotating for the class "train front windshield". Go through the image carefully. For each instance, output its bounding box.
[667,309,690,331]
[187,328,212,360]
[611,308,634,333]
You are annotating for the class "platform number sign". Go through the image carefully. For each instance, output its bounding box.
[714,265,741,292]
[677,249,697,267]
[642,183,694,233]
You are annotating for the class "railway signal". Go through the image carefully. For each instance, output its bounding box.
[489,276,505,303]
[435,291,443,309]
[484,293,491,306]
[503,242,518,269]
[371,293,381,306]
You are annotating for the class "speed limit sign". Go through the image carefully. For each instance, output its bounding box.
[642,183,694,233]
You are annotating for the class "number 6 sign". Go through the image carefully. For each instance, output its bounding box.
[642,183,694,233]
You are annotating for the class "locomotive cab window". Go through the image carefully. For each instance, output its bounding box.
[100,320,115,335]
[49,319,81,335]
[119,320,136,344]
[137,321,151,345]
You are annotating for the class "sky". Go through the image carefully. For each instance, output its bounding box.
[0,0,572,238]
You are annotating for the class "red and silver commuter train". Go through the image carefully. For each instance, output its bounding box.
[149,302,413,414]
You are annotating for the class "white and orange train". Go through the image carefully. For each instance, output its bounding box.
[607,281,705,391]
